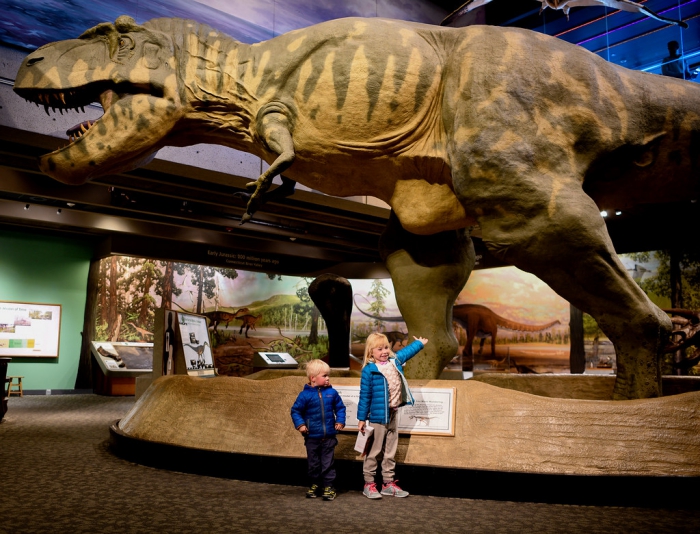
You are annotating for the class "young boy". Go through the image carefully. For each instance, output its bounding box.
[290,359,346,500]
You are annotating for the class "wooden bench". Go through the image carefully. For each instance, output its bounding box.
[7,376,23,397]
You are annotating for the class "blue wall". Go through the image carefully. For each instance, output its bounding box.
[0,229,93,391]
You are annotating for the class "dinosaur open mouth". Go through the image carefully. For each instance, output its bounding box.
[16,85,120,145]
[64,89,117,141]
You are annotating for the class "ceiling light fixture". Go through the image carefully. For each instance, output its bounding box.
[66,202,75,207]
[615,210,622,216]
[24,204,29,210]
[600,210,608,217]
[57,208,62,214]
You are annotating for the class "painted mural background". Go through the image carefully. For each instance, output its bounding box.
[93,255,571,376]
[0,0,445,51]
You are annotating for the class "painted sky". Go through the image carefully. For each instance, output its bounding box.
[457,266,571,326]
[165,262,568,329]
[0,0,445,51]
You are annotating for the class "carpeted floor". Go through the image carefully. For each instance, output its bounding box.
[1,394,699,534]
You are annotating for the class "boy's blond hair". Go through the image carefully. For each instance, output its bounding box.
[363,332,392,367]
[305,359,331,381]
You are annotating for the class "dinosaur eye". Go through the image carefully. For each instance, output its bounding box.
[118,36,134,50]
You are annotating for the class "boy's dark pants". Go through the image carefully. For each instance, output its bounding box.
[304,436,338,487]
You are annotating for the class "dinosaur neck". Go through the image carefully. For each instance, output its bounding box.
[175,34,259,151]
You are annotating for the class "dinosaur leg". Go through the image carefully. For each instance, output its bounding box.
[472,181,671,399]
[380,212,474,379]
[308,273,353,368]
[462,325,475,370]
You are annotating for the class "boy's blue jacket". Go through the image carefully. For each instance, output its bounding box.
[356,340,424,425]
[290,384,346,439]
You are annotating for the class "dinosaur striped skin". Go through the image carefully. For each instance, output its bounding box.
[14,16,700,398]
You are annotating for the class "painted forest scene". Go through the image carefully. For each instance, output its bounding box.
[93,255,575,376]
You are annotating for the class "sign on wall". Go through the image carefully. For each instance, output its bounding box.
[0,300,61,358]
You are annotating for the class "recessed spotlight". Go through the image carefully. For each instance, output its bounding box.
[57,208,62,214]
[289,237,297,241]
[24,204,29,210]
[615,210,622,216]
[600,210,608,217]
[66,202,75,207]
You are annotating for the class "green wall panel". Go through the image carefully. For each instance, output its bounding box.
[0,229,93,391]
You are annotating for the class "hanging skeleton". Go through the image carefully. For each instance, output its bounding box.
[442,0,688,28]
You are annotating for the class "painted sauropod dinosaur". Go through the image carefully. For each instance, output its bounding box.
[14,16,700,398]
[452,303,561,360]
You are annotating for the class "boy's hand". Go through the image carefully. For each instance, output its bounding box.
[335,423,344,431]
[297,425,308,434]
[414,336,429,345]
[358,421,366,434]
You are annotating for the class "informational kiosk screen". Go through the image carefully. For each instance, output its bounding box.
[253,352,298,369]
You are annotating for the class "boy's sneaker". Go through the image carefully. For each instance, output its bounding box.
[381,480,409,497]
[363,482,382,499]
[322,487,336,501]
[306,484,320,498]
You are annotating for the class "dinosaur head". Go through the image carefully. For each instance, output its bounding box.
[13,16,183,184]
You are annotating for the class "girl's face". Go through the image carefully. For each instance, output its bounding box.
[372,343,391,363]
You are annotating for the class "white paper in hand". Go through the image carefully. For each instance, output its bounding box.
[354,424,374,456]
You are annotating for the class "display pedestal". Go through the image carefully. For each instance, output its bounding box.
[90,342,153,397]
[94,370,135,396]
[111,374,700,506]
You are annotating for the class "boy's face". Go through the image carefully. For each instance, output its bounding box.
[372,343,391,363]
[310,371,330,387]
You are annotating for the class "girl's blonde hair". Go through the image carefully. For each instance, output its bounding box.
[363,332,393,367]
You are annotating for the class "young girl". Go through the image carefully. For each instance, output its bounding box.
[356,332,428,499]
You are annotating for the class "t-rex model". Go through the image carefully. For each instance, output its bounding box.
[452,303,561,359]
[14,16,700,399]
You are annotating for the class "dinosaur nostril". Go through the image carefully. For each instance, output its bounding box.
[26,56,44,66]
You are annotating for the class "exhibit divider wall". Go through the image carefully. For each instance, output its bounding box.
[0,228,93,392]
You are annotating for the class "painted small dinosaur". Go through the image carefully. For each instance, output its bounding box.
[237,314,261,338]
[452,303,561,359]
[204,308,249,334]
[15,16,700,399]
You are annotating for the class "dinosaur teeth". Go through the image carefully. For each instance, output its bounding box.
[66,120,95,141]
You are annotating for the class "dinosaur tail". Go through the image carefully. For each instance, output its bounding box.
[352,294,404,322]
[495,316,561,332]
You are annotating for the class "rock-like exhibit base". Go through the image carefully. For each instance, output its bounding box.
[110,375,700,504]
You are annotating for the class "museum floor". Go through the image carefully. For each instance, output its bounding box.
[1,395,699,534]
